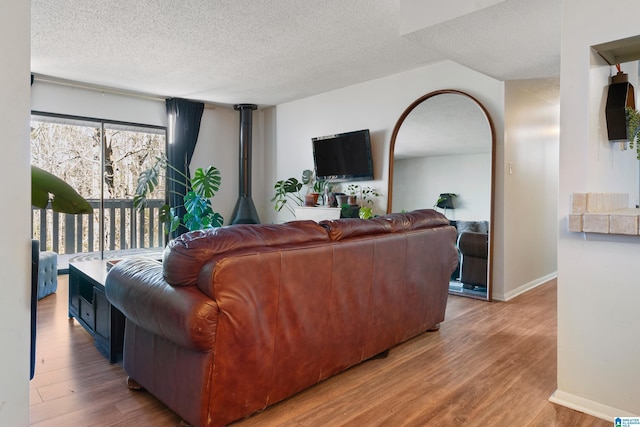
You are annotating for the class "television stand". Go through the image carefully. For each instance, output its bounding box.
[68,259,125,363]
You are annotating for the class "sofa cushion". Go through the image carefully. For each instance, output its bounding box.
[164,220,330,286]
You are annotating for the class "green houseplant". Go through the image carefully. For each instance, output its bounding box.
[31,165,92,214]
[271,169,327,216]
[345,184,381,219]
[134,155,223,234]
[626,107,640,159]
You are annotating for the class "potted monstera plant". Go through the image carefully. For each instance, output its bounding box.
[134,155,223,234]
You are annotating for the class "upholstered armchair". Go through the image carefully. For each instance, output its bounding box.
[455,221,489,289]
[458,231,488,289]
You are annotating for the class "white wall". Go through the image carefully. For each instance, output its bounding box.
[555,0,640,418]
[190,106,240,225]
[193,106,272,225]
[255,107,278,223]
[502,79,559,300]
[393,153,491,221]
[268,60,510,296]
[0,0,31,424]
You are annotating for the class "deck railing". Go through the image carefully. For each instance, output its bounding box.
[32,198,166,255]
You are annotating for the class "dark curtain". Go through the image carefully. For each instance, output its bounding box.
[166,98,205,237]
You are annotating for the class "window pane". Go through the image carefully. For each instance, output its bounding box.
[31,117,101,254]
[103,124,165,252]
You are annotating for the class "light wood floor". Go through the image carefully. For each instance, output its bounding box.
[30,276,611,426]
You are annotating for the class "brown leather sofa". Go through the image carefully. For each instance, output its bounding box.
[105,209,458,427]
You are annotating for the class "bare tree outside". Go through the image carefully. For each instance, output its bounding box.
[31,115,166,256]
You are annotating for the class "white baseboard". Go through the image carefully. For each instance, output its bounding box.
[492,272,557,301]
[549,389,638,421]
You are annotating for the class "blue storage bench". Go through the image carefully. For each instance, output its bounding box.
[37,251,58,299]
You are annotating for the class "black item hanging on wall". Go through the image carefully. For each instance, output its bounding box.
[605,70,635,141]
[436,193,456,210]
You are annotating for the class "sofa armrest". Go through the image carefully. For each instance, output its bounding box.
[458,231,488,259]
[105,257,219,352]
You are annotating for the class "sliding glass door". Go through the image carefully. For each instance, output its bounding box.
[31,113,166,262]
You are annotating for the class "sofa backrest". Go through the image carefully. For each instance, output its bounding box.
[455,220,489,235]
[320,209,450,240]
[163,209,449,287]
[163,220,329,286]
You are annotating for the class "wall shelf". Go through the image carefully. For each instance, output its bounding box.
[568,192,640,236]
[593,35,640,65]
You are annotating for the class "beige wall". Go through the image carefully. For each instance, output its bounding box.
[502,79,559,300]
[555,0,640,418]
[0,0,31,424]
[190,106,241,225]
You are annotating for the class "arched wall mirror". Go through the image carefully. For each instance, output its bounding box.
[387,90,496,301]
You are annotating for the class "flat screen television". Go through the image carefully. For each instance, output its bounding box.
[312,129,374,182]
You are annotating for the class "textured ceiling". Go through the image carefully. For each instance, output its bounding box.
[31,0,561,108]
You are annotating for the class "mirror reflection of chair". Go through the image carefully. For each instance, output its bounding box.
[458,230,488,290]
[450,220,489,296]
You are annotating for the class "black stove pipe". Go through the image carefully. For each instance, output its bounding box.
[230,103,260,224]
